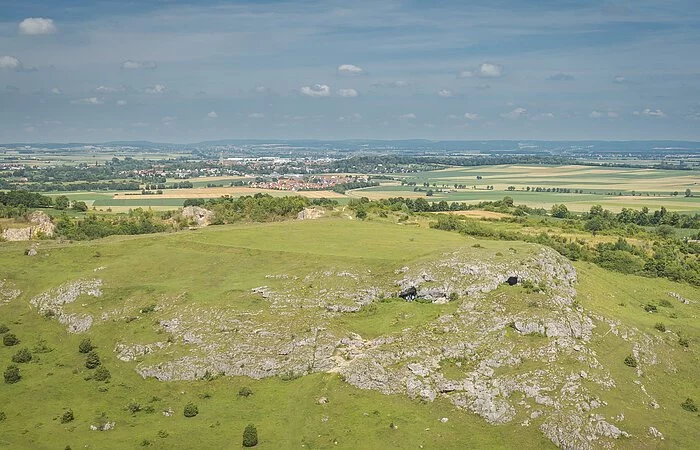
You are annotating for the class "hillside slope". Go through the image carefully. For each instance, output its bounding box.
[0,219,698,449]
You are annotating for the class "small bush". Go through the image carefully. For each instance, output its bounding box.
[654,322,666,332]
[0,411,6,422]
[624,355,638,368]
[448,292,459,302]
[33,339,53,354]
[157,430,169,438]
[93,366,111,381]
[643,304,657,313]
[242,424,258,447]
[0,324,9,334]
[127,402,142,414]
[679,337,689,348]
[681,398,697,412]
[659,299,673,308]
[11,348,32,363]
[4,365,21,384]
[140,439,152,447]
[183,402,198,418]
[78,339,94,354]
[140,304,156,314]
[238,387,253,397]
[60,409,74,423]
[85,351,101,369]
[3,333,20,346]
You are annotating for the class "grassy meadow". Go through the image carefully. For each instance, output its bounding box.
[0,218,699,448]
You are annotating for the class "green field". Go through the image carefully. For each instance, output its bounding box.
[1,218,698,448]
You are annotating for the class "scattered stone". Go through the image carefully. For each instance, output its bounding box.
[317,397,328,404]
[648,426,664,439]
[439,417,449,423]
[297,207,326,220]
[181,206,214,227]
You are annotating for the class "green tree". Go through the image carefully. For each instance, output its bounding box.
[55,195,70,210]
[685,189,692,198]
[79,339,94,354]
[71,201,88,212]
[61,409,74,423]
[551,204,569,219]
[183,402,198,417]
[242,424,258,447]
[93,366,111,381]
[4,365,21,384]
[3,333,19,346]
[85,351,101,369]
[11,348,32,363]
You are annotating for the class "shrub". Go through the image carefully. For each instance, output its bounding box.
[140,304,156,314]
[127,402,142,414]
[643,304,657,313]
[0,324,8,334]
[448,292,459,302]
[33,338,53,354]
[242,424,258,447]
[4,365,21,384]
[85,351,101,369]
[681,398,697,412]
[624,355,638,368]
[11,348,32,363]
[654,322,666,332]
[238,387,253,397]
[78,339,94,354]
[61,409,74,423]
[0,411,6,422]
[157,430,169,438]
[183,402,198,418]
[679,337,689,348]
[93,366,111,381]
[659,299,673,308]
[3,333,19,346]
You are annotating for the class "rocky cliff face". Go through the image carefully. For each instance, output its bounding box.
[181,206,214,227]
[26,243,672,449]
[1,211,55,241]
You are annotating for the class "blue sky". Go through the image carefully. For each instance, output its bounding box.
[1,0,699,142]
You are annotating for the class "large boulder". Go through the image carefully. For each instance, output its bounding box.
[181,206,214,227]
[297,207,326,220]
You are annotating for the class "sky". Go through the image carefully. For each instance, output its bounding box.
[1,0,700,143]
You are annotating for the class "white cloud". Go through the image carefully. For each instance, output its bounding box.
[633,108,665,117]
[207,111,218,118]
[116,100,127,106]
[132,122,149,128]
[531,112,555,120]
[337,64,363,74]
[438,89,453,98]
[463,113,480,120]
[24,126,36,132]
[459,63,503,79]
[338,113,362,121]
[51,87,62,95]
[18,18,56,35]
[613,75,630,84]
[337,88,358,97]
[399,113,417,120]
[95,85,126,93]
[591,110,618,118]
[144,84,166,94]
[300,84,330,97]
[254,86,269,93]
[121,60,157,70]
[248,113,265,119]
[500,107,527,119]
[71,97,103,105]
[0,56,22,71]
